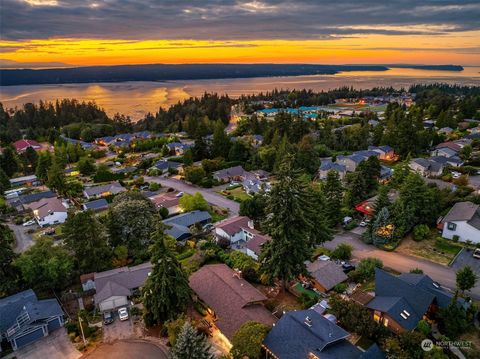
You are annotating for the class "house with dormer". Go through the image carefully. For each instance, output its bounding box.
[365,269,467,333]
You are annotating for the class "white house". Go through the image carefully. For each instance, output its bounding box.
[440,202,480,243]
[214,216,270,259]
[26,197,68,227]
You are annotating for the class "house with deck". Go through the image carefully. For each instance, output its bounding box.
[0,289,64,352]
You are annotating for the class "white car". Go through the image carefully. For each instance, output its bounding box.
[22,219,36,227]
[451,171,461,179]
[175,192,184,198]
[118,307,129,321]
[359,221,367,227]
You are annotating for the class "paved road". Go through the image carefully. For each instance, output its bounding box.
[325,231,480,300]
[82,341,169,359]
[145,177,240,215]
[8,222,35,253]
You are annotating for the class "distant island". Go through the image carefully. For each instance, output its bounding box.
[0,63,464,86]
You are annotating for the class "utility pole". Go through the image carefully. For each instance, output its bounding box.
[78,315,87,346]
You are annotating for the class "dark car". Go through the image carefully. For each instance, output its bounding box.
[342,263,356,273]
[103,311,114,325]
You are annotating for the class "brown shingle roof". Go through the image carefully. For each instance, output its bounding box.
[245,233,271,255]
[27,197,67,218]
[189,264,276,339]
[149,193,179,208]
[215,216,251,236]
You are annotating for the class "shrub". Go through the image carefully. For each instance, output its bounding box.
[165,315,187,346]
[351,258,383,283]
[193,301,207,316]
[417,320,431,335]
[330,243,353,260]
[452,235,460,242]
[176,249,195,261]
[410,268,423,274]
[413,224,430,241]
[333,283,348,293]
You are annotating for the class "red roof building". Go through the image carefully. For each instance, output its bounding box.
[14,139,42,153]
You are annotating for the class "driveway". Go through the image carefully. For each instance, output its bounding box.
[8,222,35,253]
[103,314,134,343]
[325,231,480,300]
[451,247,480,273]
[82,341,169,359]
[145,176,240,215]
[5,329,80,359]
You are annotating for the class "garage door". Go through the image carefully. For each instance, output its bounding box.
[99,296,129,312]
[47,317,62,332]
[14,327,45,349]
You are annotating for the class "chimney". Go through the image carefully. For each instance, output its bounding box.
[247,220,254,229]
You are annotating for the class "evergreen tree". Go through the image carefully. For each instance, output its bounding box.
[47,159,67,194]
[295,134,320,176]
[21,146,38,174]
[456,266,477,295]
[63,210,112,273]
[183,149,194,166]
[323,170,343,226]
[308,184,333,246]
[142,222,191,325]
[76,156,96,175]
[0,224,19,297]
[0,146,18,177]
[260,155,314,287]
[171,322,214,359]
[35,151,52,182]
[211,121,231,158]
[374,186,391,212]
[0,168,10,194]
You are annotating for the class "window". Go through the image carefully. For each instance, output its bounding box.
[447,222,457,231]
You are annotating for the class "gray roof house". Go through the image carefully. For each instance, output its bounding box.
[262,309,368,359]
[213,166,247,182]
[409,158,444,177]
[440,201,480,243]
[82,198,109,211]
[336,154,367,172]
[162,210,212,241]
[0,289,64,351]
[306,260,348,293]
[366,269,466,333]
[318,161,347,180]
[83,182,126,199]
[93,262,152,311]
[151,160,182,173]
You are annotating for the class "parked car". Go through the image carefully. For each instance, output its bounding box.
[103,311,114,325]
[359,221,367,227]
[22,219,36,227]
[473,249,480,259]
[317,255,330,261]
[118,307,129,321]
[342,263,356,273]
[175,191,184,198]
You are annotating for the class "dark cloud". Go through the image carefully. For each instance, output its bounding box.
[1,0,479,40]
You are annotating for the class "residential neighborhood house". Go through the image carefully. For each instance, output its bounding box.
[189,264,277,341]
[439,201,480,243]
[0,289,64,352]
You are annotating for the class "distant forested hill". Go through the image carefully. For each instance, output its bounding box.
[0,63,390,86]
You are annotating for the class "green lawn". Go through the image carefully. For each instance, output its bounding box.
[218,186,251,202]
[209,210,228,223]
[292,282,320,300]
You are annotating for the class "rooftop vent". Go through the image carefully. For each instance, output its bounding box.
[305,316,312,327]
[432,282,440,288]
[400,313,408,320]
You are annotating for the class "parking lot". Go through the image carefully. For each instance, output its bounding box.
[102,310,134,343]
[450,247,480,273]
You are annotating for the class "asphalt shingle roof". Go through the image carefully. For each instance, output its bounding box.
[263,309,361,359]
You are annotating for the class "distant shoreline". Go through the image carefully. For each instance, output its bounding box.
[0,63,463,86]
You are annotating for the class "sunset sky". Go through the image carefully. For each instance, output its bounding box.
[1,0,480,68]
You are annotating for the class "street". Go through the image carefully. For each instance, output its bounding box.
[145,176,240,215]
[8,222,35,253]
[325,231,480,300]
